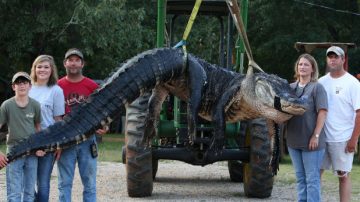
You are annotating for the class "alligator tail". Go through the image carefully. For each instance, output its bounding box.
[6,48,185,163]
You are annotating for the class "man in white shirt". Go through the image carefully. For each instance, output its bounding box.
[319,46,360,202]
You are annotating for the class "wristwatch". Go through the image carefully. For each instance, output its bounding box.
[315,134,319,138]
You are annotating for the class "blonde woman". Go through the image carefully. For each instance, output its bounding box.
[285,53,328,202]
[29,55,65,202]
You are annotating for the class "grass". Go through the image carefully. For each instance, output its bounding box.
[277,155,360,198]
[97,133,124,162]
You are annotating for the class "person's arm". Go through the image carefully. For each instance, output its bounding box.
[53,115,63,160]
[90,80,108,135]
[34,122,46,157]
[346,109,360,153]
[0,118,8,168]
[309,109,327,150]
[35,122,41,132]
[54,116,62,122]
[0,151,8,168]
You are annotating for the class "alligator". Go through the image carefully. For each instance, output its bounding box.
[5,48,306,172]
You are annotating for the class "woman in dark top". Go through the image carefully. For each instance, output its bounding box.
[286,53,328,202]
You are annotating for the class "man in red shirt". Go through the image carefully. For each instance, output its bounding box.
[57,48,106,202]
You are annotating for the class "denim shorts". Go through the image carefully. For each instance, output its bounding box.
[321,141,354,175]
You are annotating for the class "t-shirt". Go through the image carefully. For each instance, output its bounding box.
[0,97,41,148]
[286,82,328,150]
[58,77,98,114]
[29,84,65,129]
[319,72,360,142]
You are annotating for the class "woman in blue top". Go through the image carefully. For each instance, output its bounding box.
[285,53,328,202]
[29,55,65,202]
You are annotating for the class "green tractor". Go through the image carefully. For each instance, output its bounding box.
[123,0,274,198]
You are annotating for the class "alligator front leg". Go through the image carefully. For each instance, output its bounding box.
[187,56,207,144]
[143,86,168,146]
[210,83,241,153]
[266,119,280,175]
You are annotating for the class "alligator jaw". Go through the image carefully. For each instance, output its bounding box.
[281,105,306,115]
[280,98,307,116]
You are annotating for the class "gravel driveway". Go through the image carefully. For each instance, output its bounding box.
[0,161,343,201]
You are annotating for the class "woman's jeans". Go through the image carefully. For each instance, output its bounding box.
[57,135,97,202]
[36,153,55,202]
[288,147,325,202]
[6,155,38,202]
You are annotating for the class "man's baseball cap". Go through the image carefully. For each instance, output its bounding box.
[326,46,345,57]
[64,48,84,60]
[12,72,31,83]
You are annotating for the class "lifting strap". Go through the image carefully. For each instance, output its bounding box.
[173,0,202,54]
[226,0,264,73]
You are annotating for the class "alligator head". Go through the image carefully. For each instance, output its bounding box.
[242,72,307,123]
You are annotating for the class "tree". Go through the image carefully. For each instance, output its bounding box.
[248,0,360,79]
[0,0,156,81]
[1,1,359,83]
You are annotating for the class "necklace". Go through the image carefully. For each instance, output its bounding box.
[295,81,309,98]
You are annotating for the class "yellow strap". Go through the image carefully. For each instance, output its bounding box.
[181,0,202,52]
[183,0,202,41]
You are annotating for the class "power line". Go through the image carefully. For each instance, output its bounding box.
[293,0,360,16]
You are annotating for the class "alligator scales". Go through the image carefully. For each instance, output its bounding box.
[6,48,306,171]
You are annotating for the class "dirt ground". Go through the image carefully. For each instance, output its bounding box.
[0,161,354,201]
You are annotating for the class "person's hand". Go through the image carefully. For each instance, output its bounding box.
[345,137,358,153]
[96,124,109,135]
[35,150,46,157]
[0,152,8,168]
[308,135,319,150]
[55,149,62,161]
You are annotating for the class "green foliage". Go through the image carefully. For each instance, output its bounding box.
[248,0,360,79]
[0,0,156,81]
[1,0,360,82]
[168,15,223,64]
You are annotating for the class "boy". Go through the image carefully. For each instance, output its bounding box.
[0,72,44,201]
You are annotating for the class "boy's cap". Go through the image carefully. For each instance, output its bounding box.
[12,72,31,83]
[326,46,345,57]
[65,48,84,60]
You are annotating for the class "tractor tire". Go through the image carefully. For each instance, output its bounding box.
[123,144,158,180]
[243,118,274,198]
[228,121,247,182]
[125,94,153,197]
[228,160,244,182]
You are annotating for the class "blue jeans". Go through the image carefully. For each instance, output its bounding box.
[6,155,38,202]
[288,147,325,202]
[57,135,97,202]
[36,153,55,202]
